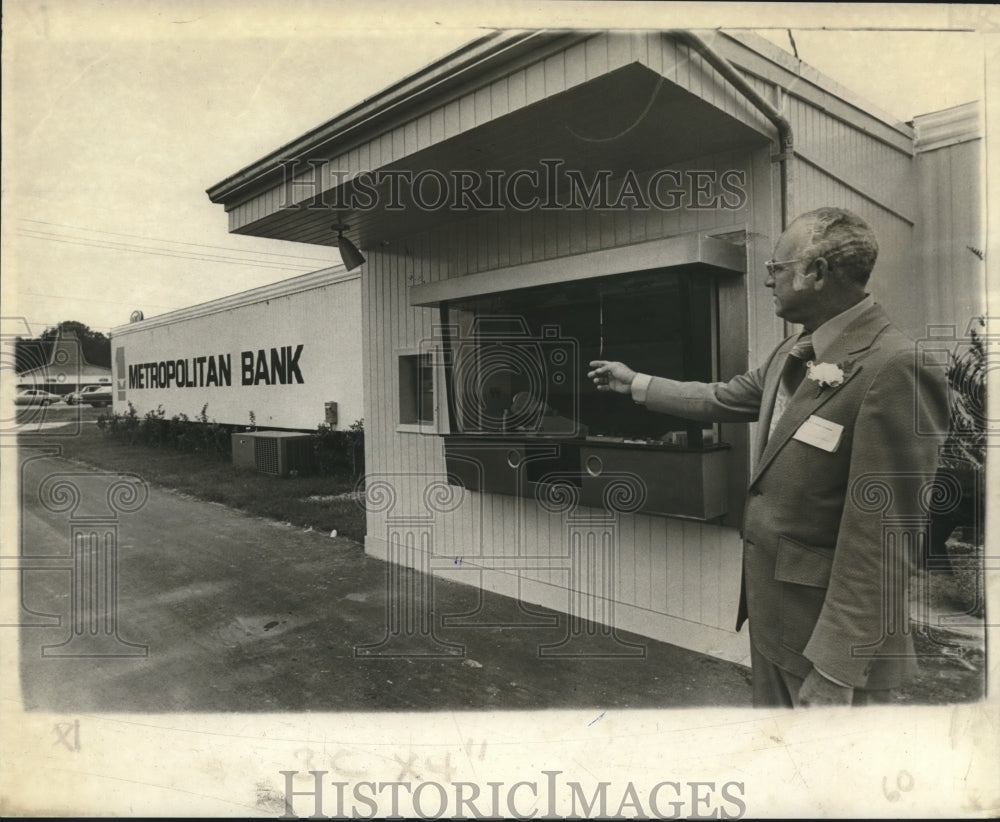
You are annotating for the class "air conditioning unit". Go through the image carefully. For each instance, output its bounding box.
[231,431,314,477]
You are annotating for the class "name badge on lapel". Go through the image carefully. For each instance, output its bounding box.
[793,415,844,452]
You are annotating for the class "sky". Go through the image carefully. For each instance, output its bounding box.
[2,1,992,337]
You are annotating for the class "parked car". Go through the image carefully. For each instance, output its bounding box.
[64,384,108,405]
[14,388,63,406]
[67,384,113,407]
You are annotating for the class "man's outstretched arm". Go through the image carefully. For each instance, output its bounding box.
[588,358,772,423]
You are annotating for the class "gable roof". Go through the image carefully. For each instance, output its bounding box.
[207,28,914,213]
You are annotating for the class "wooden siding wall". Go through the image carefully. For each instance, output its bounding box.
[742,67,927,338]
[915,138,986,333]
[362,146,762,635]
[354,31,933,646]
[430,150,753,278]
[791,162,918,333]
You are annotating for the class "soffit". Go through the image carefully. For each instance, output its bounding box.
[231,63,768,250]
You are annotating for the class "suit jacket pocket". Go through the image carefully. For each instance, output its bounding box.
[774,536,834,587]
[774,537,834,653]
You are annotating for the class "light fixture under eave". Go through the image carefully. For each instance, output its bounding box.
[332,222,365,271]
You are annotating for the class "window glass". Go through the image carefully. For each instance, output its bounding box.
[399,353,434,424]
[443,266,717,445]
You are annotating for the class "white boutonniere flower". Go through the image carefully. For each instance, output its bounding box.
[806,361,845,388]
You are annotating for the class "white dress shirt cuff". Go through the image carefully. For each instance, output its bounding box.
[630,373,653,404]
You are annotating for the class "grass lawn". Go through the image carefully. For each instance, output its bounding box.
[17,409,367,543]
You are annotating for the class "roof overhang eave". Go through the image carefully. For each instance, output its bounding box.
[206,29,592,209]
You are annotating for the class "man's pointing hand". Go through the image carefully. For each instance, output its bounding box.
[588,361,637,394]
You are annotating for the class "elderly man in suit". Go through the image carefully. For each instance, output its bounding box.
[588,207,948,707]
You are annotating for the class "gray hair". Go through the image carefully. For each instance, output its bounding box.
[798,207,879,285]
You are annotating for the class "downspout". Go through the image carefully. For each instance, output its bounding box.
[671,30,794,228]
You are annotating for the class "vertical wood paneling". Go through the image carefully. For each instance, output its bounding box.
[585,35,608,81]
[675,42,692,100]
[416,112,431,153]
[444,99,461,140]
[793,162,922,336]
[403,120,417,157]
[714,525,727,628]
[692,49,711,109]
[606,33,631,73]
[492,209,507,270]
[507,68,527,112]
[630,32,648,67]
[474,86,491,126]
[543,51,566,97]
[916,139,985,332]
[523,495,538,582]
[698,527,722,626]
[789,95,913,217]
[664,519,685,614]
[564,40,587,88]
[633,514,651,610]
[359,141,372,179]
[429,107,444,146]
[389,129,402,166]
[489,76,509,120]
[617,517,636,605]
[648,516,667,612]
[525,60,546,105]
[459,93,476,133]
[372,132,392,168]
[680,520,701,620]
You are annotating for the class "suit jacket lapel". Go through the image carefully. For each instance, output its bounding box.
[750,305,894,485]
[754,335,797,466]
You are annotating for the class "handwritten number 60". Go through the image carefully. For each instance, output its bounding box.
[882,770,914,802]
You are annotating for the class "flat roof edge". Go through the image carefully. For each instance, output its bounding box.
[111,266,356,336]
[913,100,982,152]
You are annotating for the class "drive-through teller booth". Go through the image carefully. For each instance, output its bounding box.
[418,236,745,523]
[208,29,977,663]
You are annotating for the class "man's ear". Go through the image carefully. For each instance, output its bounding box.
[808,256,829,291]
[792,261,821,292]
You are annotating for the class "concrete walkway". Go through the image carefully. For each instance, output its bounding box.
[17,449,753,713]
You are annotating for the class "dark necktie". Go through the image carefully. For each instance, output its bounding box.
[768,334,814,438]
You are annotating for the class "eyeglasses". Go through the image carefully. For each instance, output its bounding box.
[764,258,806,276]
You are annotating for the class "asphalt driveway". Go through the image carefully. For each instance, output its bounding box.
[16,448,753,712]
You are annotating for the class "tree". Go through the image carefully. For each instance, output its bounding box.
[943,317,986,472]
[14,321,112,372]
[924,317,987,603]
